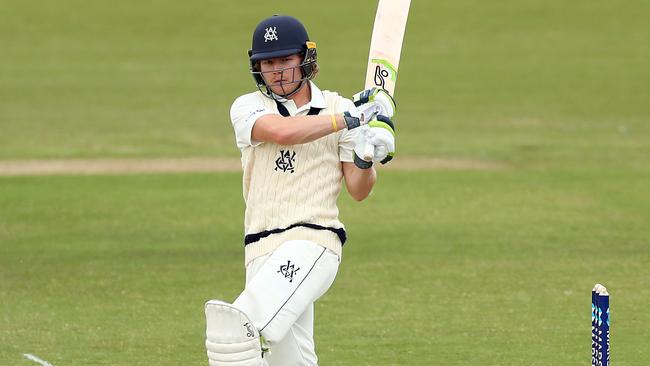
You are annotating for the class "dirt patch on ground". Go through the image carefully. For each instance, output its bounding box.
[0,157,508,176]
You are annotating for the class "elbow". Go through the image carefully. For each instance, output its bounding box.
[349,188,372,202]
[274,130,296,145]
[255,116,297,145]
[266,127,296,145]
[351,192,370,202]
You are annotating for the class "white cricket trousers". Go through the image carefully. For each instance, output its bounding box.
[233,240,340,366]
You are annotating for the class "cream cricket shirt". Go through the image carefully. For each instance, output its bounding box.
[230,82,358,265]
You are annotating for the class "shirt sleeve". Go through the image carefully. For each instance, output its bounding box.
[337,98,358,163]
[230,93,277,149]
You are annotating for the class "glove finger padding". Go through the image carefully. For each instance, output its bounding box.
[353,126,375,169]
[373,145,388,163]
[368,115,395,164]
[353,88,396,118]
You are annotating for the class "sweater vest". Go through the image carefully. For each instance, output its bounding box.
[240,91,346,265]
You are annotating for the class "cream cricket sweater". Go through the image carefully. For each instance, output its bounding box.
[237,90,351,265]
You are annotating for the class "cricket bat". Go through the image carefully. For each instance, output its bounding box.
[362,0,411,161]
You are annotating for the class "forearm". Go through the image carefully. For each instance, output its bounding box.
[342,162,376,201]
[252,114,347,145]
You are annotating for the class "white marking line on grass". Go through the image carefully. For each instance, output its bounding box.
[23,354,54,366]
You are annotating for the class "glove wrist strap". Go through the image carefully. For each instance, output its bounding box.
[343,112,361,130]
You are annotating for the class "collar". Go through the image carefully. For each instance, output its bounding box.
[280,81,326,115]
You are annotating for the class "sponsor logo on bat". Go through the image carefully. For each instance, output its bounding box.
[371,59,397,90]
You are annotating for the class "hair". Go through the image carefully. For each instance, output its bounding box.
[310,62,320,80]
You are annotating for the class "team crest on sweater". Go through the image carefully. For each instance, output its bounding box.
[275,150,296,173]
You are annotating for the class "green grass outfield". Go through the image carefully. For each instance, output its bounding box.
[1,0,650,365]
[1,0,648,164]
[1,170,649,365]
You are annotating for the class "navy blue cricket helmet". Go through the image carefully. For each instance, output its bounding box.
[248,15,318,99]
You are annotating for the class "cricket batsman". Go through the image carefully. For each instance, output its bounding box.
[205,14,396,366]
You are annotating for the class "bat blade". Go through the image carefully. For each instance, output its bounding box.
[362,0,411,161]
[364,0,411,97]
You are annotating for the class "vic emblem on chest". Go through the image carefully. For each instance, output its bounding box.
[275,150,296,173]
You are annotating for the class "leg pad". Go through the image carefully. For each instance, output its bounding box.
[205,300,266,366]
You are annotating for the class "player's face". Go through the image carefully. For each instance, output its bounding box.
[259,54,304,96]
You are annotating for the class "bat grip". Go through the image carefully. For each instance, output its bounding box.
[362,144,374,161]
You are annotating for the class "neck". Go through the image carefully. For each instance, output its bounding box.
[289,81,311,108]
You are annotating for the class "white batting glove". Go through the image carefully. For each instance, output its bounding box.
[353,115,396,168]
[352,88,396,120]
[367,115,395,164]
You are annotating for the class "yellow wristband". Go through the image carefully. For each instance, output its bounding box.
[331,114,339,132]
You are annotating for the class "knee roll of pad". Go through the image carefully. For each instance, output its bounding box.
[205,300,267,366]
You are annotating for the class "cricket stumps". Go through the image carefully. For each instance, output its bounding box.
[591,284,610,366]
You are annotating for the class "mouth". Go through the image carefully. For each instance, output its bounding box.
[271,79,293,86]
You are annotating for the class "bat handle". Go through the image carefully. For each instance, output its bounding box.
[362,144,374,162]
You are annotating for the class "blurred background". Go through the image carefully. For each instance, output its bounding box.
[1,1,648,365]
